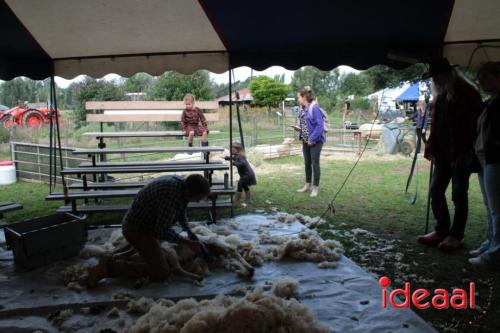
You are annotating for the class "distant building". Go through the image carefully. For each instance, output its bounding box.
[217,88,253,105]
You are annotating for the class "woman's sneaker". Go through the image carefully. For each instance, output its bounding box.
[468,256,488,266]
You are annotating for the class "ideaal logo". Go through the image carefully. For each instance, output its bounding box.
[379,276,475,310]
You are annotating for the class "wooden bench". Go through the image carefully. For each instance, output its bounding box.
[55,200,232,223]
[86,101,220,123]
[68,178,226,190]
[72,146,225,168]
[85,101,220,148]
[47,187,235,223]
[0,202,23,227]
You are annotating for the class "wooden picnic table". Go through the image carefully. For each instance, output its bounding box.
[0,202,23,223]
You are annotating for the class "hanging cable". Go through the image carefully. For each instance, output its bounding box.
[319,90,385,219]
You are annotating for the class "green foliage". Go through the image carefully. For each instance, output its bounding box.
[123,73,154,93]
[0,126,10,143]
[212,77,251,98]
[351,96,370,110]
[290,66,341,97]
[75,77,124,127]
[147,70,214,101]
[339,72,373,97]
[0,77,44,106]
[364,64,426,90]
[248,76,292,108]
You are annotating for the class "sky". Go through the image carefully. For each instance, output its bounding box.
[53,65,360,89]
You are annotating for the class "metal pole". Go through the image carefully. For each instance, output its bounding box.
[424,159,434,233]
[229,70,233,187]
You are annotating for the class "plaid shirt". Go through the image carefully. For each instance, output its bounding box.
[123,176,191,242]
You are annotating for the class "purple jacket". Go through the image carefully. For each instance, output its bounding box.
[299,103,326,144]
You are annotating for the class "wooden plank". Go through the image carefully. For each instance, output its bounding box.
[69,181,146,190]
[72,146,225,155]
[82,130,184,137]
[0,203,23,213]
[80,130,221,138]
[87,113,219,122]
[68,182,235,193]
[60,163,228,175]
[86,101,219,110]
[56,200,232,214]
[47,188,235,200]
[79,161,222,168]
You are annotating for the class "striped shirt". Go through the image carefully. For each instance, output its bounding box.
[122,175,191,242]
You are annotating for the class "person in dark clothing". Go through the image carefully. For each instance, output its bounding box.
[469,62,500,266]
[417,58,483,252]
[86,175,210,288]
[225,142,256,201]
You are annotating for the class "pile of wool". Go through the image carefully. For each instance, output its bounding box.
[58,263,91,286]
[112,290,137,301]
[189,226,266,269]
[127,296,155,314]
[272,277,299,299]
[294,213,327,228]
[258,231,288,245]
[125,288,329,333]
[79,229,125,258]
[275,212,327,229]
[275,230,344,268]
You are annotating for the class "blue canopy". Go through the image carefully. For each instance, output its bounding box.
[396,83,420,102]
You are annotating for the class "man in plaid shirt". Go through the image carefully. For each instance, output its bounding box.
[87,174,210,287]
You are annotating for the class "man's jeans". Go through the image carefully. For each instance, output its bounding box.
[431,160,471,239]
[477,160,500,263]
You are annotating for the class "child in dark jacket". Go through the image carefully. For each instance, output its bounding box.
[225,142,256,201]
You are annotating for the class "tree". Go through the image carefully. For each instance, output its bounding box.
[290,66,341,97]
[212,77,251,98]
[339,72,373,97]
[248,76,291,111]
[74,77,124,127]
[0,77,40,106]
[364,64,427,90]
[147,70,214,101]
[123,73,154,93]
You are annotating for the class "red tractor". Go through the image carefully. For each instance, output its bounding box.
[0,103,58,129]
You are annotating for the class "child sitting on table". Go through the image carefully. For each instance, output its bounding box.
[225,142,256,201]
[181,93,209,147]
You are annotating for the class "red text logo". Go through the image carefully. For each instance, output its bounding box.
[379,276,475,310]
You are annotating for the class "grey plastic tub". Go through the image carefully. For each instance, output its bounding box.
[4,213,87,270]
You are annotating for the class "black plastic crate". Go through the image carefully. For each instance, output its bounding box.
[4,213,87,270]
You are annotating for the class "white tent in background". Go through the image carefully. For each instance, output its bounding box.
[366,83,411,112]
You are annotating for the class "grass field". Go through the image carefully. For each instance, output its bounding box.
[1,152,498,332]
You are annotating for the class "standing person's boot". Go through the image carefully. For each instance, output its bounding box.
[417,231,446,246]
[310,186,319,197]
[438,235,463,252]
[234,192,242,202]
[297,183,311,193]
[245,191,252,201]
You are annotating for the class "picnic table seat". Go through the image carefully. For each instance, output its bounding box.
[47,187,235,223]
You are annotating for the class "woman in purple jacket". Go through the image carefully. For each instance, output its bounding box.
[295,86,326,197]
